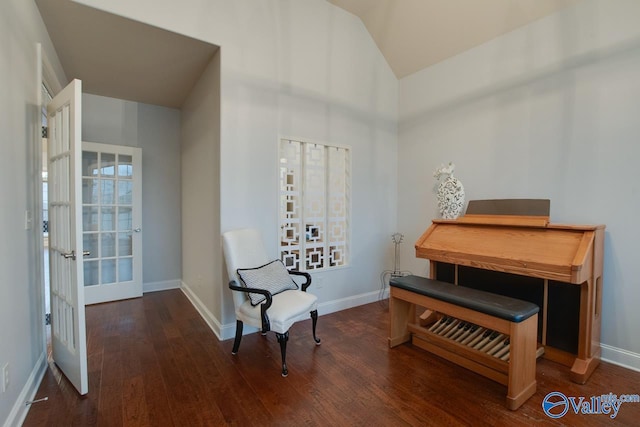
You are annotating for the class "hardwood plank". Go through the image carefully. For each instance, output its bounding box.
[122,375,149,426]
[23,290,640,426]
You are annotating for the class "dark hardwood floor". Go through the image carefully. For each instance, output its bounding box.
[24,289,640,426]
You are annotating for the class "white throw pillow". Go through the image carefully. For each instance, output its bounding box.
[237,259,299,305]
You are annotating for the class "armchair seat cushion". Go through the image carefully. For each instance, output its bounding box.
[237,289,318,334]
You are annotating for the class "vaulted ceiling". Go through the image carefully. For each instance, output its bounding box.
[36,0,578,108]
[328,0,579,78]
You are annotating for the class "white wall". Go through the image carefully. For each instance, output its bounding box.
[398,0,640,369]
[0,1,66,425]
[77,0,399,333]
[180,50,222,329]
[82,94,183,291]
[217,1,398,326]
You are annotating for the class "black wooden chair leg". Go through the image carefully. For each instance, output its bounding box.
[276,331,289,377]
[311,310,321,345]
[232,320,243,355]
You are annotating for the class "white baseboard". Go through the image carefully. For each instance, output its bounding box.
[143,279,181,293]
[3,352,48,427]
[601,343,640,372]
[317,288,389,316]
[219,319,247,340]
[180,281,224,340]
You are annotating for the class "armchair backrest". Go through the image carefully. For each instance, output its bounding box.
[222,228,270,309]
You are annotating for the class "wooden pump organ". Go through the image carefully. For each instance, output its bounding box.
[419,200,604,382]
[389,200,605,408]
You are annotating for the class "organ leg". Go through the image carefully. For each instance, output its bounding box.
[570,278,601,384]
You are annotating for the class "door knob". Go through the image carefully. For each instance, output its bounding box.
[134,227,142,233]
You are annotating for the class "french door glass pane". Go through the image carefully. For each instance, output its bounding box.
[118,232,132,256]
[100,179,115,204]
[82,151,98,176]
[101,259,116,284]
[101,153,115,177]
[82,206,99,231]
[118,258,133,282]
[83,234,98,260]
[84,261,99,286]
[101,232,116,257]
[82,179,98,204]
[118,181,132,204]
[101,207,116,231]
[82,233,100,259]
[118,207,132,230]
[118,154,133,178]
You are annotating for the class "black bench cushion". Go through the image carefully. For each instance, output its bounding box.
[389,275,539,323]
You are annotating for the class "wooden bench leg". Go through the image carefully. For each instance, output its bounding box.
[506,314,537,410]
[388,292,415,348]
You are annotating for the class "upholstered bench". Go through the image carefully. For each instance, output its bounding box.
[388,275,539,410]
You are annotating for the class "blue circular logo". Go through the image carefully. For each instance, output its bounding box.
[542,392,569,418]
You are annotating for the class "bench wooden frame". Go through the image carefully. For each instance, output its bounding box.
[389,285,538,410]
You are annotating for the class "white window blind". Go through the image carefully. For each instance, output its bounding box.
[279,138,350,271]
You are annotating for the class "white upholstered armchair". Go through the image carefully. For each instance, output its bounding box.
[222,228,320,377]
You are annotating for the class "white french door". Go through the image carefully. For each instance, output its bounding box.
[81,142,142,305]
[47,79,88,395]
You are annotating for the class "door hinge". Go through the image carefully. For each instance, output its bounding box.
[42,126,48,138]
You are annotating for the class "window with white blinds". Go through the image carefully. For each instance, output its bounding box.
[279,138,350,271]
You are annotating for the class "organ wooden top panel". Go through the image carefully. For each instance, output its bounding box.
[415,218,605,283]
